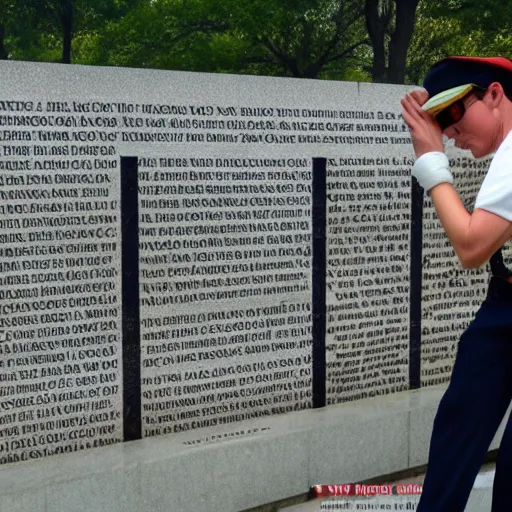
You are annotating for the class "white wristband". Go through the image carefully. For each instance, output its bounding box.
[412,152,453,193]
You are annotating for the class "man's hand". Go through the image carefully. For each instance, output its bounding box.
[401,88,444,158]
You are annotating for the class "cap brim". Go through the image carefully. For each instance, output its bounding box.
[422,84,475,116]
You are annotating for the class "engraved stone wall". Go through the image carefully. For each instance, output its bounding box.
[138,155,313,435]
[325,154,411,404]
[0,96,123,463]
[0,61,496,465]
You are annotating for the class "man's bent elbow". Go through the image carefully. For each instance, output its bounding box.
[459,259,479,269]
[458,252,487,270]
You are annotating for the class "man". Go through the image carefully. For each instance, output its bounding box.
[401,56,512,511]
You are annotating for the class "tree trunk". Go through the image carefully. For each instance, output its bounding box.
[365,0,419,84]
[0,25,8,60]
[62,0,73,63]
[365,0,388,83]
[387,0,420,84]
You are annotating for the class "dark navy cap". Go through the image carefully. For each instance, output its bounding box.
[421,56,512,115]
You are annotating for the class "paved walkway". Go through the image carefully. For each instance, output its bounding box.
[280,464,495,511]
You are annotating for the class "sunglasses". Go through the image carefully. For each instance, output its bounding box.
[435,93,482,131]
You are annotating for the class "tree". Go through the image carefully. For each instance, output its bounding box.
[0,1,10,59]
[82,0,371,81]
[11,0,141,64]
[406,2,483,86]
[8,0,511,87]
[62,0,73,63]
[0,0,28,60]
[78,0,228,70]
[219,0,371,80]
[405,0,512,86]
[365,0,420,84]
[428,0,512,56]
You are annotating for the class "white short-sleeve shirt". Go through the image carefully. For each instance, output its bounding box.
[475,130,512,219]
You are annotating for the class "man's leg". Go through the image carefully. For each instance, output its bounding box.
[416,305,512,512]
[491,406,512,511]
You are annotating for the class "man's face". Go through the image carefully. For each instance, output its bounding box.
[440,90,497,158]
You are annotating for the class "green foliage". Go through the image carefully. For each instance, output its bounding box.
[406,2,475,85]
[2,0,140,63]
[218,0,370,78]
[74,0,228,69]
[78,0,370,80]
[2,0,512,84]
[427,0,512,58]
[405,0,512,85]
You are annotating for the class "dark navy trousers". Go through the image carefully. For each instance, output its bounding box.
[417,277,512,512]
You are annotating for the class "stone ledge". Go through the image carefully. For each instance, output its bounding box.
[0,385,506,512]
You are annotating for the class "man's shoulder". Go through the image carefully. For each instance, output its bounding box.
[474,130,512,218]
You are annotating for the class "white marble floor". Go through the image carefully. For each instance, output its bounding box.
[280,464,496,511]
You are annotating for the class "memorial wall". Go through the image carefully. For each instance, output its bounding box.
[138,153,313,435]
[0,61,494,465]
[325,154,411,404]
